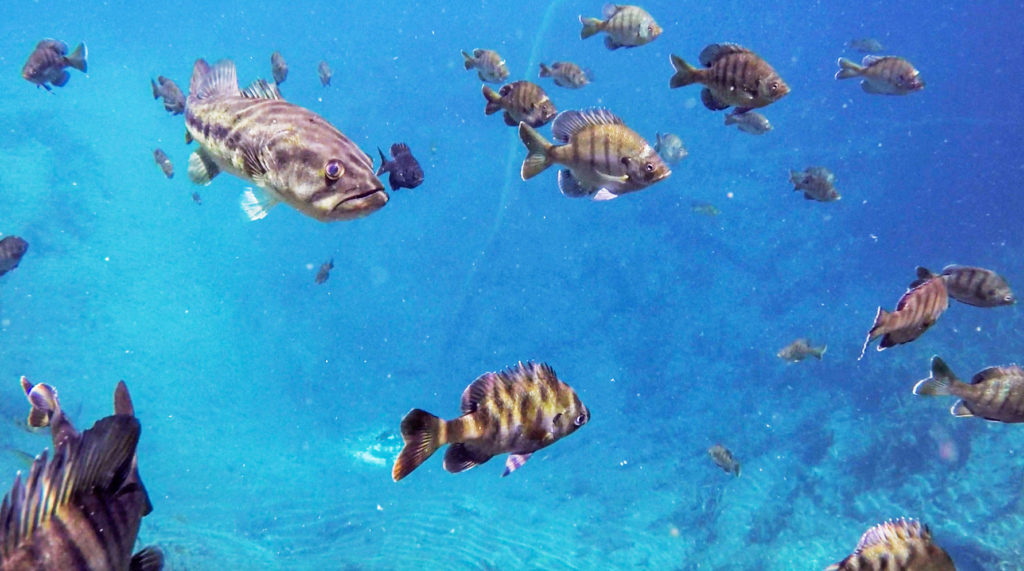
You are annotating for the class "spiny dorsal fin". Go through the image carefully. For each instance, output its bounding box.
[189,59,239,100]
[971,366,1012,385]
[241,79,282,100]
[698,43,751,67]
[115,380,134,416]
[551,108,623,143]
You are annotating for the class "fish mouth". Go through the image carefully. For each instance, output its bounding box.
[329,186,389,219]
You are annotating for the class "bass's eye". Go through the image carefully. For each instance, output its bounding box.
[325,160,344,181]
[574,414,587,426]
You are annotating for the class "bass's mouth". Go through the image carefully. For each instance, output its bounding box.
[333,186,389,211]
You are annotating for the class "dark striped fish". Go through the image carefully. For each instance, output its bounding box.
[859,274,948,359]
[789,166,841,202]
[150,76,185,115]
[914,356,1024,423]
[461,49,509,83]
[392,362,589,481]
[670,44,789,113]
[922,265,1014,307]
[708,444,740,477]
[270,51,288,85]
[0,380,163,570]
[21,39,87,91]
[826,518,954,571]
[519,108,670,200]
[184,58,386,222]
[317,61,332,86]
[836,56,924,95]
[579,4,662,50]
[482,81,557,128]
[539,61,590,89]
[0,237,28,278]
[153,149,174,179]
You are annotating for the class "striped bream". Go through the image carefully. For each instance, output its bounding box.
[859,272,949,359]
[917,265,1015,307]
[579,4,662,50]
[836,55,924,95]
[826,518,954,571]
[914,356,1024,423]
[669,43,789,113]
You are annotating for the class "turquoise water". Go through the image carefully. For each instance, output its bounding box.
[1,0,1022,568]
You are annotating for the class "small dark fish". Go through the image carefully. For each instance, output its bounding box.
[777,338,826,363]
[315,258,334,284]
[461,49,509,83]
[836,55,923,95]
[0,237,29,278]
[859,272,948,359]
[191,192,202,205]
[826,518,954,570]
[847,38,884,54]
[482,81,557,128]
[917,265,1015,307]
[376,143,424,190]
[708,444,740,476]
[914,356,1024,423]
[670,44,789,113]
[539,61,590,89]
[150,76,185,114]
[318,60,332,86]
[724,110,772,135]
[392,362,589,481]
[789,166,841,202]
[21,39,87,91]
[153,148,174,178]
[654,132,688,164]
[271,51,288,84]
[580,4,662,50]
[0,380,163,570]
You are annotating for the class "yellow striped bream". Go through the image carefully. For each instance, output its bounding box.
[579,4,662,50]
[826,518,954,571]
[860,274,948,359]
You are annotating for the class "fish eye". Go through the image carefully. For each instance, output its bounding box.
[574,414,587,426]
[325,160,344,181]
[645,163,655,173]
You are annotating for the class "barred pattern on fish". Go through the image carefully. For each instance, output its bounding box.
[184,58,387,222]
[539,61,590,89]
[937,265,1015,307]
[462,49,509,83]
[670,44,789,113]
[580,4,662,50]
[826,518,954,571]
[859,274,948,359]
[836,55,924,95]
[914,356,1024,423]
[482,81,557,128]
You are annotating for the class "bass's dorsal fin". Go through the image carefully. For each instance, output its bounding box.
[189,59,239,100]
[551,108,622,143]
[241,79,282,100]
[699,43,750,67]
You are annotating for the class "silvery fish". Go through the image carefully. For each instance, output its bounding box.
[153,149,174,178]
[377,143,424,190]
[0,237,29,278]
[318,60,332,86]
[670,44,789,113]
[539,61,590,89]
[579,4,662,50]
[847,38,884,54]
[777,338,827,363]
[392,362,589,481]
[461,49,509,83]
[826,518,954,571]
[790,166,841,202]
[836,55,924,95]
[654,132,688,165]
[482,81,557,128]
[724,110,772,135]
[914,356,1024,423]
[151,76,185,114]
[21,39,87,91]
[314,258,333,284]
[859,272,948,359]
[271,51,288,84]
[184,58,387,222]
[0,380,164,570]
[917,265,1015,307]
[519,108,671,201]
[708,444,740,476]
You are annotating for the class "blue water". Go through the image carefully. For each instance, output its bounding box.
[1,0,1022,568]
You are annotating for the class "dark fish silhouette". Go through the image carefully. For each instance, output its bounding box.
[154,149,174,178]
[376,143,424,190]
[317,61,332,86]
[0,380,163,570]
[789,166,841,202]
[0,237,28,278]
[708,444,740,476]
[315,258,334,284]
[271,51,288,84]
[22,39,87,91]
[151,76,185,114]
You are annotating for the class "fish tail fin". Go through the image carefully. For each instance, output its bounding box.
[461,50,474,70]
[913,356,959,396]
[375,147,388,176]
[519,122,554,180]
[150,78,160,99]
[579,16,603,39]
[66,43,87,73]
[835,57,862,80]
[669,54,700,88]
[539,63,551,77]
[392,408,446,481]
[482,85,503,115]
[859,307,888,360]
[813,345,827,360]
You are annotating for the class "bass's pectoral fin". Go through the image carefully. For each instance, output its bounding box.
[240,187,280,221]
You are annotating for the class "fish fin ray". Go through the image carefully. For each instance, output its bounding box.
[187,148,220,185]
[461,50,474,70]
[913,357,958,396]
[604,36,621,50]
[392,409,445,481]
[240,187,279,221]
[129,546,165,571]
[376,148,390,176]
[558,170,590,197]
[241,79,282,100]
[593,188,619,201]
[519,123,554,180]
[579,16,603,40]
[835,57,862,80]
[443,443,490,474]
[971,366,1008,385]
[551,108,622,142]
[189,59,238,101]
[52,70,70,87]
[502,453,532,477]
[700,88,730,111]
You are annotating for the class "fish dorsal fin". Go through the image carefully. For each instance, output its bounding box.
[460,372,499,414]
[602,3,620,18]
[971,366,1009,385]
[189,59,239,100]
[916,266,935,280]
[241,79,283,100]
[390,142,411,155]
[861,55,885,67]
[854,518,926,555]
[114,380,134,416]
[0,415,140,558]
[551,108,623,143]
[699,43,750,67]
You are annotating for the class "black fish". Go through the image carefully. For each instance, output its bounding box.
[376,143,424,190]
[0,381,163,570]
[0,237,28,278]
[271,51,288,84]
[21,39,87,91]
[315,258,334,284]
[150,76,185,114]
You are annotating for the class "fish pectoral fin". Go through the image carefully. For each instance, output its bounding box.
[129,546,165,571]
[502,453,533,477]
[240,187,280,221]
[188,148,220,185]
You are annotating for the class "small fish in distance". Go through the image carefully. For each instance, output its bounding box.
[789,166,841,202]
[271,51,288,84]
[914,356,1024,423]
[708,444,740,476]
[461,49,509,83]
[377,143,424,190]
[151,76,185,114]
[0,236,29,278]
[670,44,789,113]
[318,60,332,86]
[19,376,59,429]
[724,110,772,135]
[654,132,688,164]
[847,38,884,54]
[191,192,202,205]
[777,338,827,363]
[825,518,954,571]
[520,108,670,201]
[690,201,720,217]
[483,81,557,128]
[580,4,662,50]
[392,362,589,481]
[22,39,87,91]
[917,265,1015,307]
[539,61,590,89]
[315,258,333,284]
[836,55,923,95]
[859,268,948,359]
[153,148,174,178]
